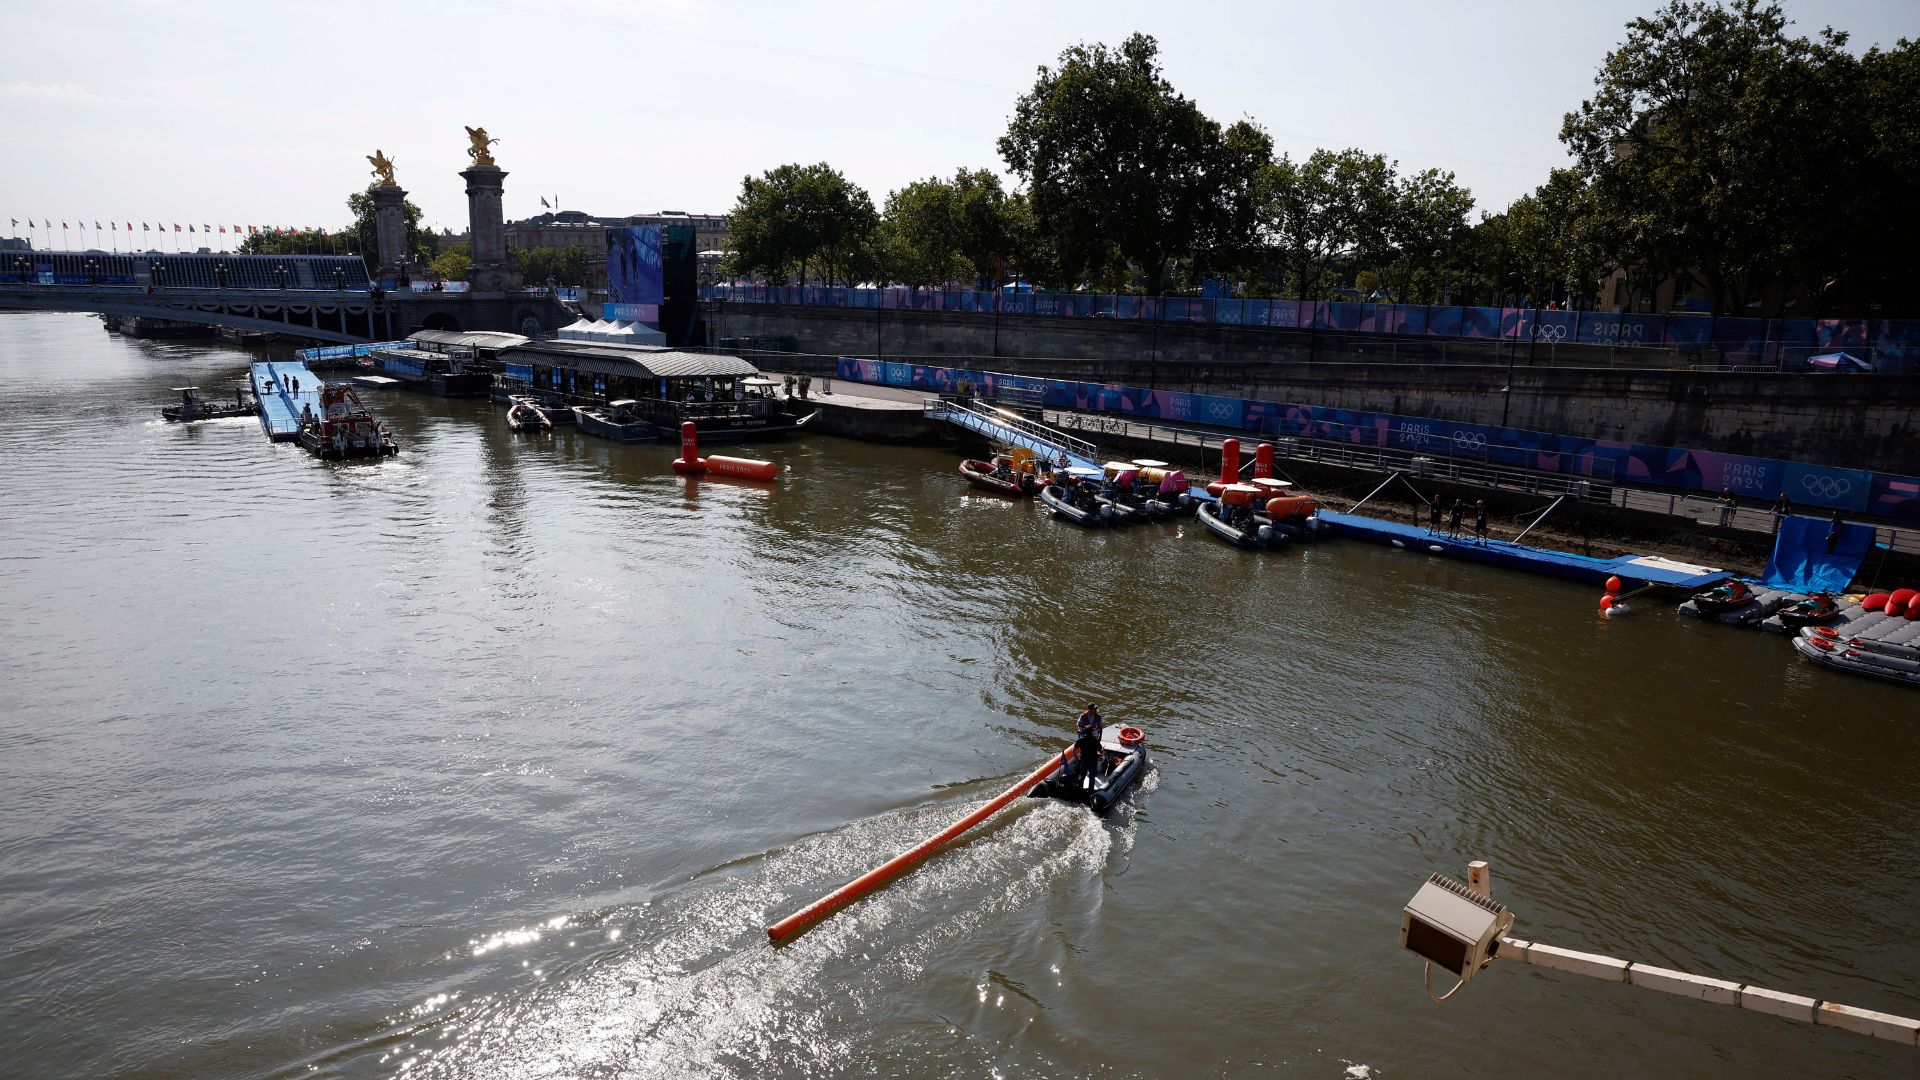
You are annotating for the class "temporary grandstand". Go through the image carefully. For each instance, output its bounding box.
[0,251,372,291]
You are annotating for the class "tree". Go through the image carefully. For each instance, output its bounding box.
[1561,1,1855,314]
[1260,148,1396,301]
[724,163,878,286]
[1381,168,1475,304]
[236,189,439,272]
[513,245,591,286]
[428,245,470,283]
[999,33,1272,294]
[876,168,1019,287]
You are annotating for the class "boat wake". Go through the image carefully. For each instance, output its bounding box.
[344,776,1141,1078]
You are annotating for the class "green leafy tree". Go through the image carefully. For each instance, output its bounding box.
[999,33,1272,294]
[513,245,591,286]
[428,245,470,282]
[724,163,878,286]
[1380,168,1475,304]
[1260,148,1396,301]
[1561,1,1854,314]
[876,168,1018,287]
[236,190,438,271]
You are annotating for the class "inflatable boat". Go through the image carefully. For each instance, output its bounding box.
[506,397,552,433]
[1196,486,1288,550]
[1688,579,1754,616]
[1040,481,1114,527]
[1027,724,1149,816]
[1247,477,1323,538]
[1775,592,1841,630]
[960,456,1038,496]
[1794,627,1920,687]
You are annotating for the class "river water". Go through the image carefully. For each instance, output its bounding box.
[1,312,1915,1079]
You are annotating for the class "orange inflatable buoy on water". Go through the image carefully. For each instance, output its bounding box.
[706,454,778,482]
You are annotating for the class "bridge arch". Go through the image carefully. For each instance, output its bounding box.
[420,312,463,333]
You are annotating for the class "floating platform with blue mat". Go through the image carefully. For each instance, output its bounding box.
[248,360,322,442]
[1318,510,1728,591]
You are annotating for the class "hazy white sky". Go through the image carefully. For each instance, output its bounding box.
[1,0,1911,239]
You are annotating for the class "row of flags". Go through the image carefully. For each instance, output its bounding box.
[9,219,339,235]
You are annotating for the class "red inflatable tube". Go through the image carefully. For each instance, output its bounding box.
[707,455,778,482]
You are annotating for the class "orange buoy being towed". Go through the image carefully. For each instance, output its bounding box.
[766,747,1076,945]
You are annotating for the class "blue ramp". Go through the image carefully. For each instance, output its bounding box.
[1762,516,1873,593]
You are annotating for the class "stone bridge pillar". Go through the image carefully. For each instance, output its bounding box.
[370,183,409,282]
[461,164,522,293]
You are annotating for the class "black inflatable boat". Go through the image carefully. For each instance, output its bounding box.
[1027,725,1149,816]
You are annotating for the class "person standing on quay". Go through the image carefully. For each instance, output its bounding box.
[1718,486,1736,527]
[1428,495,1442,535]
[1474,499,1488,540]
[1826,509,1845,554]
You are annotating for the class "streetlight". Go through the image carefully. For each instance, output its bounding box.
[277,264,287,289]
[86,258,98,285]
[216,263,228,289]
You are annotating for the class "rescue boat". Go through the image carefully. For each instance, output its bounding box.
[1026,724,1150,816]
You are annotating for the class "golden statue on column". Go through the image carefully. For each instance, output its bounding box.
[366,150,397,187]
[464,126,499,167]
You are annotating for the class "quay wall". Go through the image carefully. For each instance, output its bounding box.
[704,303,1920,475]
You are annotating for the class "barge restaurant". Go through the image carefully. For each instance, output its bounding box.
[495,340,814,441]
[364,330,529,397]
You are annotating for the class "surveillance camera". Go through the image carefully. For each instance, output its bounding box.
[1401,873,1514,982]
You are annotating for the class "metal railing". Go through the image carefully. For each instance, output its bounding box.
[924,398,1099,462]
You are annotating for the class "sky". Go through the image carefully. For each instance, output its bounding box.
[0,0,1912,243]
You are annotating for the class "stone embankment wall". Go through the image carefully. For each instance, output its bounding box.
[704,303,1920,474]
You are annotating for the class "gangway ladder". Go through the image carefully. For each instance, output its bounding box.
[924,397,1101,469]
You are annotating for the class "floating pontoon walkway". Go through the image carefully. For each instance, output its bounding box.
[249,360,323,442]
[1318,510,1728,591]
[923,398,1101,471]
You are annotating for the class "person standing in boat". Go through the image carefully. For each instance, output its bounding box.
[1073,704,1104,782]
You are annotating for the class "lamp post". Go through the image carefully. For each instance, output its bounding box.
[86,258,98,285]
[216,263,228,290]
[276,264,287,290]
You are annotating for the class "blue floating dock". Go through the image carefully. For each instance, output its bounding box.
[1318,510,1729,590]
[248,360,322,442]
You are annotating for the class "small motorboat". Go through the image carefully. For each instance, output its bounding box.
[506,397,553,433]
[1039,470,1115,527]
[573,399,658,442]
[1027,724,1150,816]
[1131,460,1197,517]
[960,456,1038,496]
[161,386,257,422]
[1196,485,1287,550]
[1689,579,1755,616]
[1776,592,1841,629]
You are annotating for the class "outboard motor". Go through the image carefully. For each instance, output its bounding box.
[1257,524,1274,546]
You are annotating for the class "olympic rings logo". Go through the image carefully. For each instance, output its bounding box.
[1801,475,1853,499]
[1453,431,1487,450]
[1534,323,1568,343]
[1208,402,1237,420]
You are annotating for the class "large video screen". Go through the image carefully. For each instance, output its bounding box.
[606,226,663,307]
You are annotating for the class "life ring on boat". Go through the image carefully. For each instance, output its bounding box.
[1810,637,1834,651]
[1117,725,1145,746]
[1814,626,1841,639]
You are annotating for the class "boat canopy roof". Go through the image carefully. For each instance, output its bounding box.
[409,329,529,350]
[1066,466,1104,478]
[1223,483,1263,493]
[499,340,760,380]
[1250,477,1294,488]
[1103,461,1135,471]
[1131,458,1169,468]
[608,399,640,408]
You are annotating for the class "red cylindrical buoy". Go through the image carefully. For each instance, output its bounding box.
[672,420,708,474]
[1220,439,1240,485]
[707,454,778,482]
[1253,442,1275,479]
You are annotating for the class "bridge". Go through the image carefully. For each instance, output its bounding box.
[0,250,570,343]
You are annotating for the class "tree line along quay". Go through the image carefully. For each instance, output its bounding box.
[724,4,1916,320]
